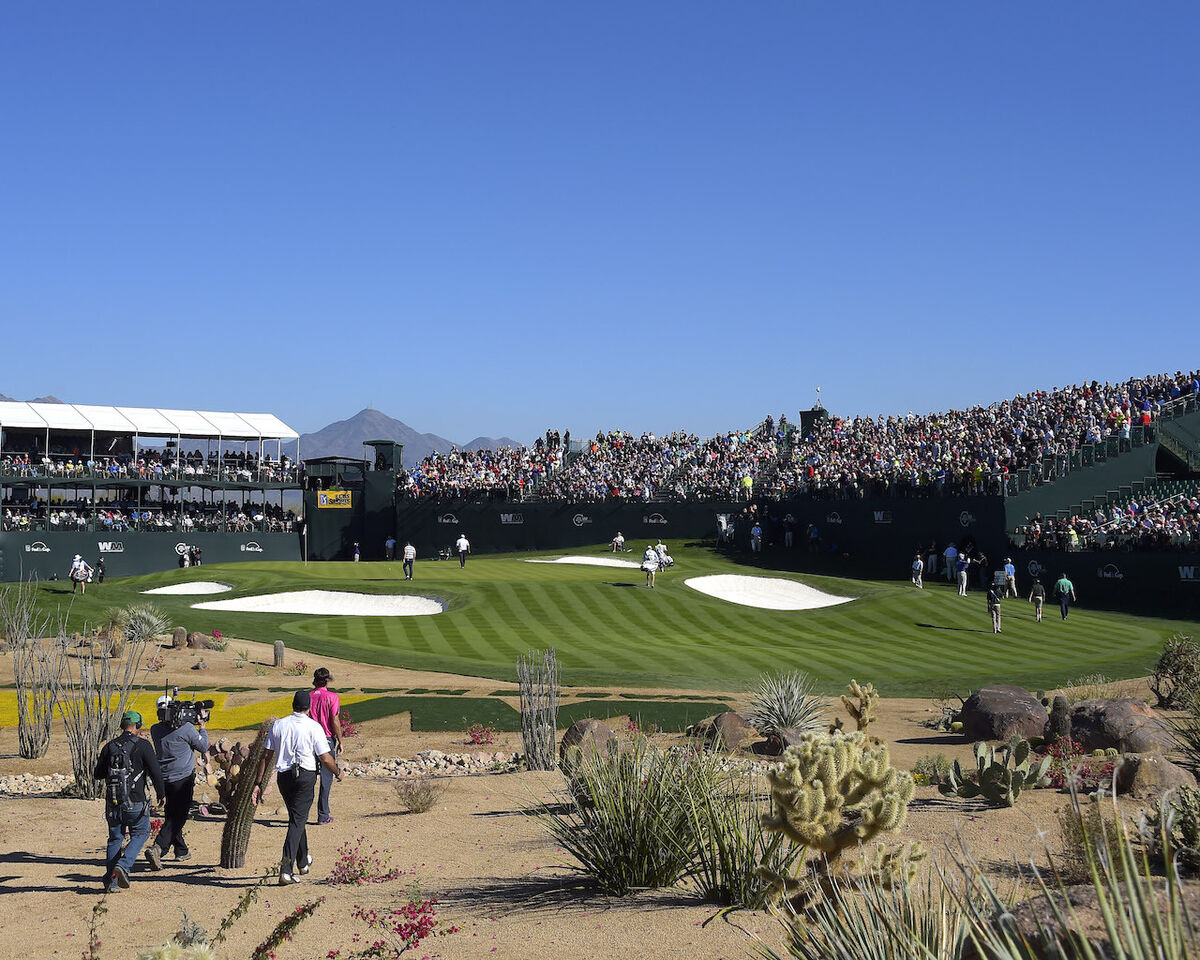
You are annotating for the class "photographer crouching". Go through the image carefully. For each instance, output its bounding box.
[146,691,212,869]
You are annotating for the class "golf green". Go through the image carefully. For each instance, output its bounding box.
[31,544,1196,696]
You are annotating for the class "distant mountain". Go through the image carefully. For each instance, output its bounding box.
[0,393,61,403]
[287,408,525,466]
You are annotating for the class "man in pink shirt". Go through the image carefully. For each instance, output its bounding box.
[309,667,343,824]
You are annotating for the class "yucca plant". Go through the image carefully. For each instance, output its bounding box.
[758,867,969,960]
[746,671,827,735]
[684,769,804,908]
[534,736,723,895]
[947,793,1200,960]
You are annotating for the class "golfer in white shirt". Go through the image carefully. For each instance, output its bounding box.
[455,533,471,568]
[251,690,342,884]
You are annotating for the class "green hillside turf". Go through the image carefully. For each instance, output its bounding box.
[32,544,1197,696]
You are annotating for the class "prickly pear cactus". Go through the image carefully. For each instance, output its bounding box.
[758,729,920,910]
[207,737,254,806]
[939,737,1051,807]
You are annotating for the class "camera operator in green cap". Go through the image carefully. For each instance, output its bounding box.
[93,709,164,894]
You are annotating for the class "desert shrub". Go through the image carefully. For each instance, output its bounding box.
[1168,692,1200,776]
[746,671,826,735]
[954,806,1199,960]
[1065,672,1142,703]
[1140,784,1200,874]
[283,659,307,677]
[463,719,496,745]
[1150,634,1200,708]
[393,777,444,814]
[910,753,953,786]
[535,735,724,895]
[1054,797,1129,883]
[208,630,229,653]
[325,836,404,885]
[1039,737,1117,792]
[684,769,803,908]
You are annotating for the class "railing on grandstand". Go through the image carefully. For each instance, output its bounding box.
[999,423,1151,498]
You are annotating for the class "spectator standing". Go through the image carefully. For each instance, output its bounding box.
[402,541,416,580]
[96,556,106,584]
[385,536,396,561]
[353,541,360,562]
[751,523,763,552]
[93,710,164,893]
[251,691,343,885]
[943,543,958,582]
[1003,557,1018,598]
[911,554,924,589]
[456,533,471,568]
[1055,573,1077,620]
[309,668,343,825]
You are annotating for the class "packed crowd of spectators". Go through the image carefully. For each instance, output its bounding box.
[771,370,1199,500]
[1,497,296,534]
[390,368,1199,504]
[0,449,298,483]
[1012,485,1200,553]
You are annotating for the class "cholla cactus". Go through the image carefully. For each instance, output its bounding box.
[840,679,880,733]
[759,730,919,910]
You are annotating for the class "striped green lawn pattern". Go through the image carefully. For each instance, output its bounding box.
[35,544,1198,696]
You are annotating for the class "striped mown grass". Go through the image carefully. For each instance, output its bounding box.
[31,543,1195,695]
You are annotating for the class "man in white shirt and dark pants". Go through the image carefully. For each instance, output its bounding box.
[251,690,343,884]
[455,533,471,568]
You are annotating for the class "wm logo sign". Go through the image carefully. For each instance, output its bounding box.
[873,511,892,524]
[1182,566,1198,582]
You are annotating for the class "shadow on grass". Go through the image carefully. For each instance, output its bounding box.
[915,622,991,634]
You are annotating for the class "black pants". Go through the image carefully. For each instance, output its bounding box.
[459,550,467,568]
[403,558,413,579]
[154,774,194,855]
[276,767,317,873]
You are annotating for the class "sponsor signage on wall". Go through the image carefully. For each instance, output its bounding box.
[317,491,352,509]
[959,511,977,527]
[642,513,668,525]
[572,514,592,527]
[499,513,524,525]
[873,511,893,524]
[24,541,50,553]
[97,541,125,553]
[1182,566,1198,582]
[825,512,843,525]
[1096,563,1124,580]
[437,513,459,525]
[241,541,264,553]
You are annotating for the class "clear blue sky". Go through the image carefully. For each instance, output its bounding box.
[2,3,1197,442]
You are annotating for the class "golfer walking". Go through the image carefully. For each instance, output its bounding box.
[456,533,471,568]
[1054,573,1077,621]
[402,541,416,580]
[251,691,343,884]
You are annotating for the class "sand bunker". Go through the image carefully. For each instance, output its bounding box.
[141,581,232,596]
[192,590,445,616]
[684,574,853,611]
[526,556,641,569]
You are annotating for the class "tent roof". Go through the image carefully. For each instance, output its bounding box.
[0,402,298,441]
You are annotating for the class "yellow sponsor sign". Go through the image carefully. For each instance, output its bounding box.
[317,491,352,509]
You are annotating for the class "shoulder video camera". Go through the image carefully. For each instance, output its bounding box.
[163,685,214,729]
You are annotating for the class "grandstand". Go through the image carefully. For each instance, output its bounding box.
[0,401,304,580]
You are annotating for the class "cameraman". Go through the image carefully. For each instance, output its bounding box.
[146,694,209,868]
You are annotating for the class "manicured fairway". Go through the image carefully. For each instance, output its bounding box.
[31,544,1197,695]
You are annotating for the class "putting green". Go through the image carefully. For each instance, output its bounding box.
[32,544,1196,696]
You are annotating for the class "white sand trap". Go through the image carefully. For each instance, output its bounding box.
[191,590,445,617]
[141,581,232,596]
[526,556,641,569]
[684,575,853,611]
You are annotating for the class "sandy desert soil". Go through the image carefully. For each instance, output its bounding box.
[0,640,1155,960]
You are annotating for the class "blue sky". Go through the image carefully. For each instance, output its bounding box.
[2,3,1197,442]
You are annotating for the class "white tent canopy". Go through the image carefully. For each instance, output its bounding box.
[0,402,299,441]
